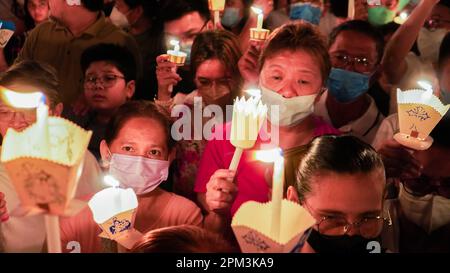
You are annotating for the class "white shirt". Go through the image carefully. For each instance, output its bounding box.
[314,91,384,144]
[0,150,104,252]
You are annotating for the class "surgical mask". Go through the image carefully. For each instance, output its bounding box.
[289,3,322,25]
[399,184,450,234]
[417,28,447,64]
[327,68,370,103]
[307,228,379,253]
[198,83,232,107]
[368,6,396,26]
[109,153,170,195]
[109,7,130,29]
[221,7,242,28]
[260,85,317,127]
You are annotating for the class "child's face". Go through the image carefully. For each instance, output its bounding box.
[84,61,134,114]
[27,0,49,24]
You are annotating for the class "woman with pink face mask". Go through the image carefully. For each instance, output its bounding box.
[155,30,243,202]
[59,101,203,253]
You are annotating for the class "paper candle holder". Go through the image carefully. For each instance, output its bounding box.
[0,21,16,48]
[1,117,92,215]
[394,88,450,150]
[230,96,267,149]
[231,200,315,253]
[208,0,225,11]
[89,187,143,250]
[167,51,187,66]
[250,28,270,41]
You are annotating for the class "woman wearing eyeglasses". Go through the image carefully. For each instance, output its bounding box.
[286,135,391,253]
[66,43,136,160]
[155,30,243,202]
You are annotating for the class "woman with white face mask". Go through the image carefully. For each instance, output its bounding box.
[59,101,203,253]
[194,22,340,234]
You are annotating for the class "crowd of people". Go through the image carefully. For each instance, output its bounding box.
[0,0,449,253]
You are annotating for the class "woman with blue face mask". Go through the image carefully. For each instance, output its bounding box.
[59,101,204,253]
[195,22,340,235]
[289,0,322,25]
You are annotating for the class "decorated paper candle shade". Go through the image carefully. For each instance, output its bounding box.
[229,94,267,171]
[232,200,315,253]
[250,7,270,41]
[88,176,142,250]
[394,88,450,150]
[0,20,16,48]
[0,88,92,215]
[208,0,225,11]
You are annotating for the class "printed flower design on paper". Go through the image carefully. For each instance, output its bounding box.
[406,106,431,121]
[242,231,270,251]
[24,168,64,206]
[109,218,131,235]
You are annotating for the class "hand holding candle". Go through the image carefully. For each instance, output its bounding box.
[166,39,187,93]
[229,94,267,171]
[88,175,142,250]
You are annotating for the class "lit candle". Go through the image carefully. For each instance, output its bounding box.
[36,94,50,158]
[166,39,187,93]
[251,7,264,30]
[0,89,50,157]
[255,148,284,241]
[348,0,355,19]
[88,175,138,245]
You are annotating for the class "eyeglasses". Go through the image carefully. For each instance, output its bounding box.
[84,74,125,88]
[197,77,232,88]
[402,176,450,198]
[330,53,376,74]
[0,108,36,124]
[425,18,450,31]
[305,203,392,239]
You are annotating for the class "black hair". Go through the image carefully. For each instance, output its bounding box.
[103,101,175,150]
[431,115,450,148]
[122,0,161,22]
[295,135,385,202]
[81,0,103,12]
[160,0,210,24]
[438,0,450,9]
[329,20,385,64]
[80,43,137,83]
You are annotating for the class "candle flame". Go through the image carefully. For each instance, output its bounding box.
[418,80,433,93]
[251,6,263,15]
[255,148,283,163]
[0,86,44,109]
[245,88,262,99]
[169,39,179,47]
[104,175,120,188]
[400,12,408,20]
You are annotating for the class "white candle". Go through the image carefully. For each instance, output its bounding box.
[36,94,50,158]
[348,0,355,19]
[255,148,284,240]
[89,175,138,227]
[251,7,264,30]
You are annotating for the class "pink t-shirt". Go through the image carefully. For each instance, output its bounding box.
[194,115,340,216]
